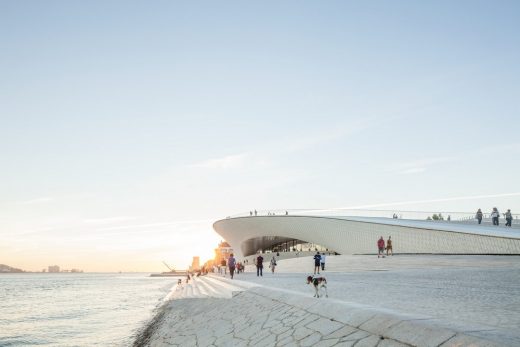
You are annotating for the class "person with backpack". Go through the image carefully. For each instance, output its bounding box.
[256,254,264,277]
[228,253,236,279]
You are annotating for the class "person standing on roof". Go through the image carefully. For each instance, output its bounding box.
[491,207,500,226]
[476,208,483,224]
[505,209,513,227]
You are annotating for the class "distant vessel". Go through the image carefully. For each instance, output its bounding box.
[150,261,188,277]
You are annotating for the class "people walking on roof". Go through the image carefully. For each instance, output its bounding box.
[320,253,326,271]
[378,237,385,258]
[256,254,264,277]
[386,236,393,256]
[270,256,277,273]
[313,252,321,274]
[505,209,513,227]
[491,207,500,226]
[476,209,483,224]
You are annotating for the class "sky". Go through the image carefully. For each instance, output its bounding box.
[1,1,519,272]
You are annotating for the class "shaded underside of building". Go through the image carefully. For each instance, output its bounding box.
[213,215,520,259]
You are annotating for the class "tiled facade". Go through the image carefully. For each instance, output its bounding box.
[213,216,520,258]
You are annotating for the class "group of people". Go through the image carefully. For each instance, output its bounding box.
[248,210,289,216]
[219,254,247,279]
[476,208,514,227]
[377,236,393,258]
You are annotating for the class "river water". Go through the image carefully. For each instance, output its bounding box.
[0,273,178,346]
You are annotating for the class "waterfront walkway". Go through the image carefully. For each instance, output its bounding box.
[138,255,520,347]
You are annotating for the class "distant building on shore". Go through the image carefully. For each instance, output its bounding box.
[189,256,200,272]
[0,264,24,273]
[48,265,60,273]
[214,241,233,265]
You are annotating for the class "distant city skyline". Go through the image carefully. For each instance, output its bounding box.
[1,1,519,271]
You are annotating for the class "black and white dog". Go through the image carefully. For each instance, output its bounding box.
[307,275,328,298]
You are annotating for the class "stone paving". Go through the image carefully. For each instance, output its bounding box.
[136,255,519,347]
[238,254,520,345]
[143,290,411,347]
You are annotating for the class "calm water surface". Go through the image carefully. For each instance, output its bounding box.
[0,273,177,346]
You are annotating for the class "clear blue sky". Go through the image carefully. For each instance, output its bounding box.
[1,1,519,271]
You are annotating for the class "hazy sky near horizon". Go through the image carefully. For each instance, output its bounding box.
[1,1,519,272]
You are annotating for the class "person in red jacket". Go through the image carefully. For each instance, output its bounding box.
[377,237,385,258]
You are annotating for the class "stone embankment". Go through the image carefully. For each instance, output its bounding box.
[134,275,503,347]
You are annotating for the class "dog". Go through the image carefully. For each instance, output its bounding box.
[307,275,328,298]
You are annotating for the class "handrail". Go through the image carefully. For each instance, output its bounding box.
[231,208,520,221]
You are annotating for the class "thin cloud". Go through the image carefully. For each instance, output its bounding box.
[390,156,455,175]
[83,216,139,225]
[190,153,249,169]
[338,192,520,209]
[16,197,55,205]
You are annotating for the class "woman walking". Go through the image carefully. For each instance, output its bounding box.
[270,256,277,273]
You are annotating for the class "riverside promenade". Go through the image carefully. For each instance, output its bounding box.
[135,255,520,347]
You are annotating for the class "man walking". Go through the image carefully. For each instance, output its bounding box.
[313,252,321,274]
[378,237,385,258]
[386,236,393,256]
[228,253,236,279]
[256,254,264,277]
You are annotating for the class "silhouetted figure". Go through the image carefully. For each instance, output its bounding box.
[313,252,321,274]
[476,208,483,224]
[254,210,257,216]
[505,209,513,227]
[228,253,236,279]
[256,255,264,277]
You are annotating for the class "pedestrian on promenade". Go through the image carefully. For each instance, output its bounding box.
[270,256,277,273]
[386,236,393,256]
[250,211,252,216]
[313,252,321,274]
[491,207,500,226]
[377,237,385,258]
[505,209,513,227]
[228,253,236,279]
[256,254,264,277]
[476,208,483,224]
[320,253,326,271]
[285,211,288,215]
[220,259,227,275]
[254,210,257,216]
